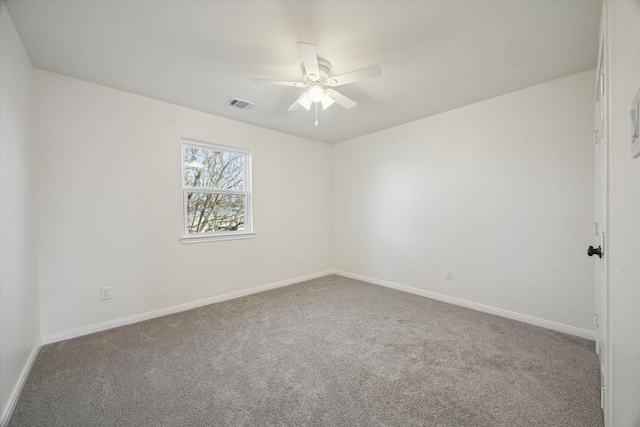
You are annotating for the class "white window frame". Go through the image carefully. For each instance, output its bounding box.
[180,138,254,243]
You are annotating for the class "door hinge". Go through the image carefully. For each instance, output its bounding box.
[594,130,600,144]
[595,313,599,328]
[600,74,605,97]
[601,387,605,409]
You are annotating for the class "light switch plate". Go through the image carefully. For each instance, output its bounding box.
[631,87,640,158]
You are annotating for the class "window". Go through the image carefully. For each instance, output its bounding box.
[181,139,253,243]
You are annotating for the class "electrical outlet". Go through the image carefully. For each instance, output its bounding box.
[446,269,454,280]
[100,287,113,301]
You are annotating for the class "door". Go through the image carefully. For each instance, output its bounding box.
[592,7,609,414]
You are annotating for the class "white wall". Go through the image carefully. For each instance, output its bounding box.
[333,70,596,335]
[8,2,638,423]
[34,70,333,339]
[605,1,640,425]
[0,1,41,422]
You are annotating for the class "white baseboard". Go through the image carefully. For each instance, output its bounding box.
[1,340,42,427]
[334,270,595,340]
[41,270,334,345]
[41,268,594,343]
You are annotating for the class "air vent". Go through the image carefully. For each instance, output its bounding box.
[226,98,256,110]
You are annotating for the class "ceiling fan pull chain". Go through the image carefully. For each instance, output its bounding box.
[315,103,319,127]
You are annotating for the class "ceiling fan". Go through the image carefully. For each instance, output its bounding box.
[251,42,381,125]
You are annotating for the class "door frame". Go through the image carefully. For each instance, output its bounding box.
[594,2,610,419]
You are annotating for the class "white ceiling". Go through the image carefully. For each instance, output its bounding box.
[5,0,602,144]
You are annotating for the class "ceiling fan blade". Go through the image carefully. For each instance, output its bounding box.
[325,89,357,110]
[250,78,307,87]
[326,65,381,87]
[298,42,320,80]
[288,92,311,111]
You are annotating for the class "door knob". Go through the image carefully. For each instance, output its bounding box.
[588,245,603,258]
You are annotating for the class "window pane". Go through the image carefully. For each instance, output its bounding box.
[184,146,245,190]
[186,193,245,233]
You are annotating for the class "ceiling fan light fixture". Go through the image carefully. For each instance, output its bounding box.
[321,94,335,110]
[308,84,324,103]
[298,93,312,110]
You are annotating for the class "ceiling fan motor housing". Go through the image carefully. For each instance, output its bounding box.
[301,58,332,85]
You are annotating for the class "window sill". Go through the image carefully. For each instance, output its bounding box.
[180,231,256,244]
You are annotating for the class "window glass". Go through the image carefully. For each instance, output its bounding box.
[181,140,252,242]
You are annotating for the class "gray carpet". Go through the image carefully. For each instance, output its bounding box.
[9,275,603,426]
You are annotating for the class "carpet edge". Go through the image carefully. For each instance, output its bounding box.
[40,270,337,345]
[335,270,595,340]
[1,340,41,427]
